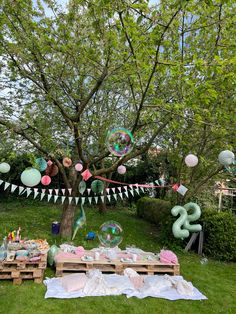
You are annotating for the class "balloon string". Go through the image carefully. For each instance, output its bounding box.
[94,176,173,189]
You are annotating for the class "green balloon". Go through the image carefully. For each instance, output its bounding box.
[171,205,189,239]
[20,168,41,187]
[183,202,202,232]
[91,180,104,194]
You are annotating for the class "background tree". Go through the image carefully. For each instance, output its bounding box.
[0,0,235,237]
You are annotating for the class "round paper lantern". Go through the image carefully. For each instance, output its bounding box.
[0,162,11,173]
[41,175,51,186]
[218,150,235,166]
[75,163,83,172]
[91,180,104,194]
[63,157,72,167]
[184,154,198,167]
[46,164,58,177]
[21,168,41,187]
[35,157,47,172]
[117,165,126,175]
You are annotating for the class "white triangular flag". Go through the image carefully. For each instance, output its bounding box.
[34,191,39,199]
[112,188,116,194]
[61,189,65,195]
[119,192,123,200]
[26,188,32,197]
[124,191,129,198]
[19,186,25,195]
[41,188,46,193]
[155,180,160,186]
[81,197,85,205]
[75,197,79,205]
[113,193,117,201]
[49,189,53,195]
[54,195,59,203]
[140,187,144,193]
[0,180,3,186]
[54,189,59,195]
[100,196,104,203]
[129,185,133,190]
[40,193,45,200]
[118,187,122,192]
[47,194,52,202]
[87,188,91,195]
[177,184,188,196]
[4,182,10,190]
[129,189,134,196]
[88,197,92,204]
[68,197,73,204]
[61,196,66,204]
[123,186,128,191]
[94,196,98,204]
[68,188,72,195]
[135,187,140,195]
[107,195,111,203]
[106,188,110,194]
[11,184,18,193]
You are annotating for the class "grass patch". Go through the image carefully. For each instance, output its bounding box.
[0,197,235,314]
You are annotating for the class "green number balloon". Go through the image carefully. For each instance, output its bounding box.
[171,205,190,239]
[183,202,202,233]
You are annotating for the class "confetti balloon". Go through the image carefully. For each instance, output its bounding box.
[41,175,51,186]
[117,165,126,174]
[184,154,198,167]
[21,168,41,187]
[218,150,235,166]
[98,221,123,248]
[75,163,83,172]
[106,127,134,157]
[0,162,11,173]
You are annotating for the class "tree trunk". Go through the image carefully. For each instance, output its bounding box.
[60,202,76,238]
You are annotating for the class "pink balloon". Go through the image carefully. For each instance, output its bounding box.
[117,165,126,174]
[184,154,198,167]
[41,175,51,186]
[75,163,83,172]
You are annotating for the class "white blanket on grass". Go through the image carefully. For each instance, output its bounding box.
[44,271,207,300]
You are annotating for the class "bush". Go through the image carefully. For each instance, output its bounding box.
[136,197,171,225]
[201,209,236,262]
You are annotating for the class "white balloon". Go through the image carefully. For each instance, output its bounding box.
[218,150,235,166]
[117,165,126,174]
[0,162,11,173]
[185,154,198,167]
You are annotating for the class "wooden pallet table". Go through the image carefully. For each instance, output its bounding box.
[55,256,180,277]
[0,254,47,285]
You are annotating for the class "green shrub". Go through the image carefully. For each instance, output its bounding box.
[201,209,236,262]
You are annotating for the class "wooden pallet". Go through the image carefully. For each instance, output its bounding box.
[0,254,47,285]
[56,257,180,277]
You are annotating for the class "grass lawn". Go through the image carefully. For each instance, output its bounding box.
[0,197,235,314]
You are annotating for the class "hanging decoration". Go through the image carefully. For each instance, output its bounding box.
[218,150,235,166]
[46,164,58,177]
[171,202,202,239]
[106,127,134,157]
[78,180,86,195]
[20,168,41,187]
[63,157,72,168]
[81,169,92,181]
[0,162,11,173]
[98,221,123,248]
[72,204,86,240]
[117,165,126,174]
[35,157,47,172]
[184,154,198,167]
[75,163,83,172]
[41,175,51,186]
[47,160,53,166]
[91,180,104,194]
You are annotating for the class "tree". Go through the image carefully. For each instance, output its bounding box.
[0,0,235,236]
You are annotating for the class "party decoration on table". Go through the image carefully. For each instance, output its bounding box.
[218,150,235,166]
[35,157,47,172]
[159,250,178,264]
[91,180,104,194]
[41,175,51,186]
[72,204,86,240]
[75,163,83,172]
[106,127,134,157]
[63,157,72,168]
[81,169,92,181]
[184,154,198,167]
[46,163,58,176]
[171,202,202,239]
[85,231,96,240]
[47,245,60,266]
[79,180,86,195]
[117,165,126,174]
[20,168,41,187]
[98,220,123,248]
[0,162,11,173]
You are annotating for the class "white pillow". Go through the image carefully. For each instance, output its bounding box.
[61,273,87,292]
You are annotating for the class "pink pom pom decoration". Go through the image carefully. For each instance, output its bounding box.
[75,163,83,172]
[47,160,53,166]
[41,175,51,186]
[117,165,126,175]
[159,250,178,264]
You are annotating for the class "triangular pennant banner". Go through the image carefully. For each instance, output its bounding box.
[54,189,59,195]
[112,188,116,194]
[54,195,59,203]
[0,180,3,186]
[119,192,123,200]
[123,186,128,191]
[61,196,66,204]
[155,180,160,186]
[34,191,39,199]
[135,187,140,195]
[107,195,111,203]
[94,196,98,204]
[100,196,104,203]
[11,184,18,193]
[49,189,53,195]
[113,194,117,201]
[88,197,92,204]
[61,189,65,195]
[68,197,73,204]
[140,187,144,193]
[81,197,85,205]
[19,186,25,195]
[124,191,129,198]
[41,189,46,193]
[87,188,91,195]
[75,197,79,205]
[40,193,45,201]
[129,189,134,196]
[4,182,10,190]
[47,194,52,202]
[26,188,32,197]
[106,188,110,194]
[118,187,122,193]
[68,188,72,195]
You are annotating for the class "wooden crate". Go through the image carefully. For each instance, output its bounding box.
[56,257,179,277]
[0,254,47,285]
